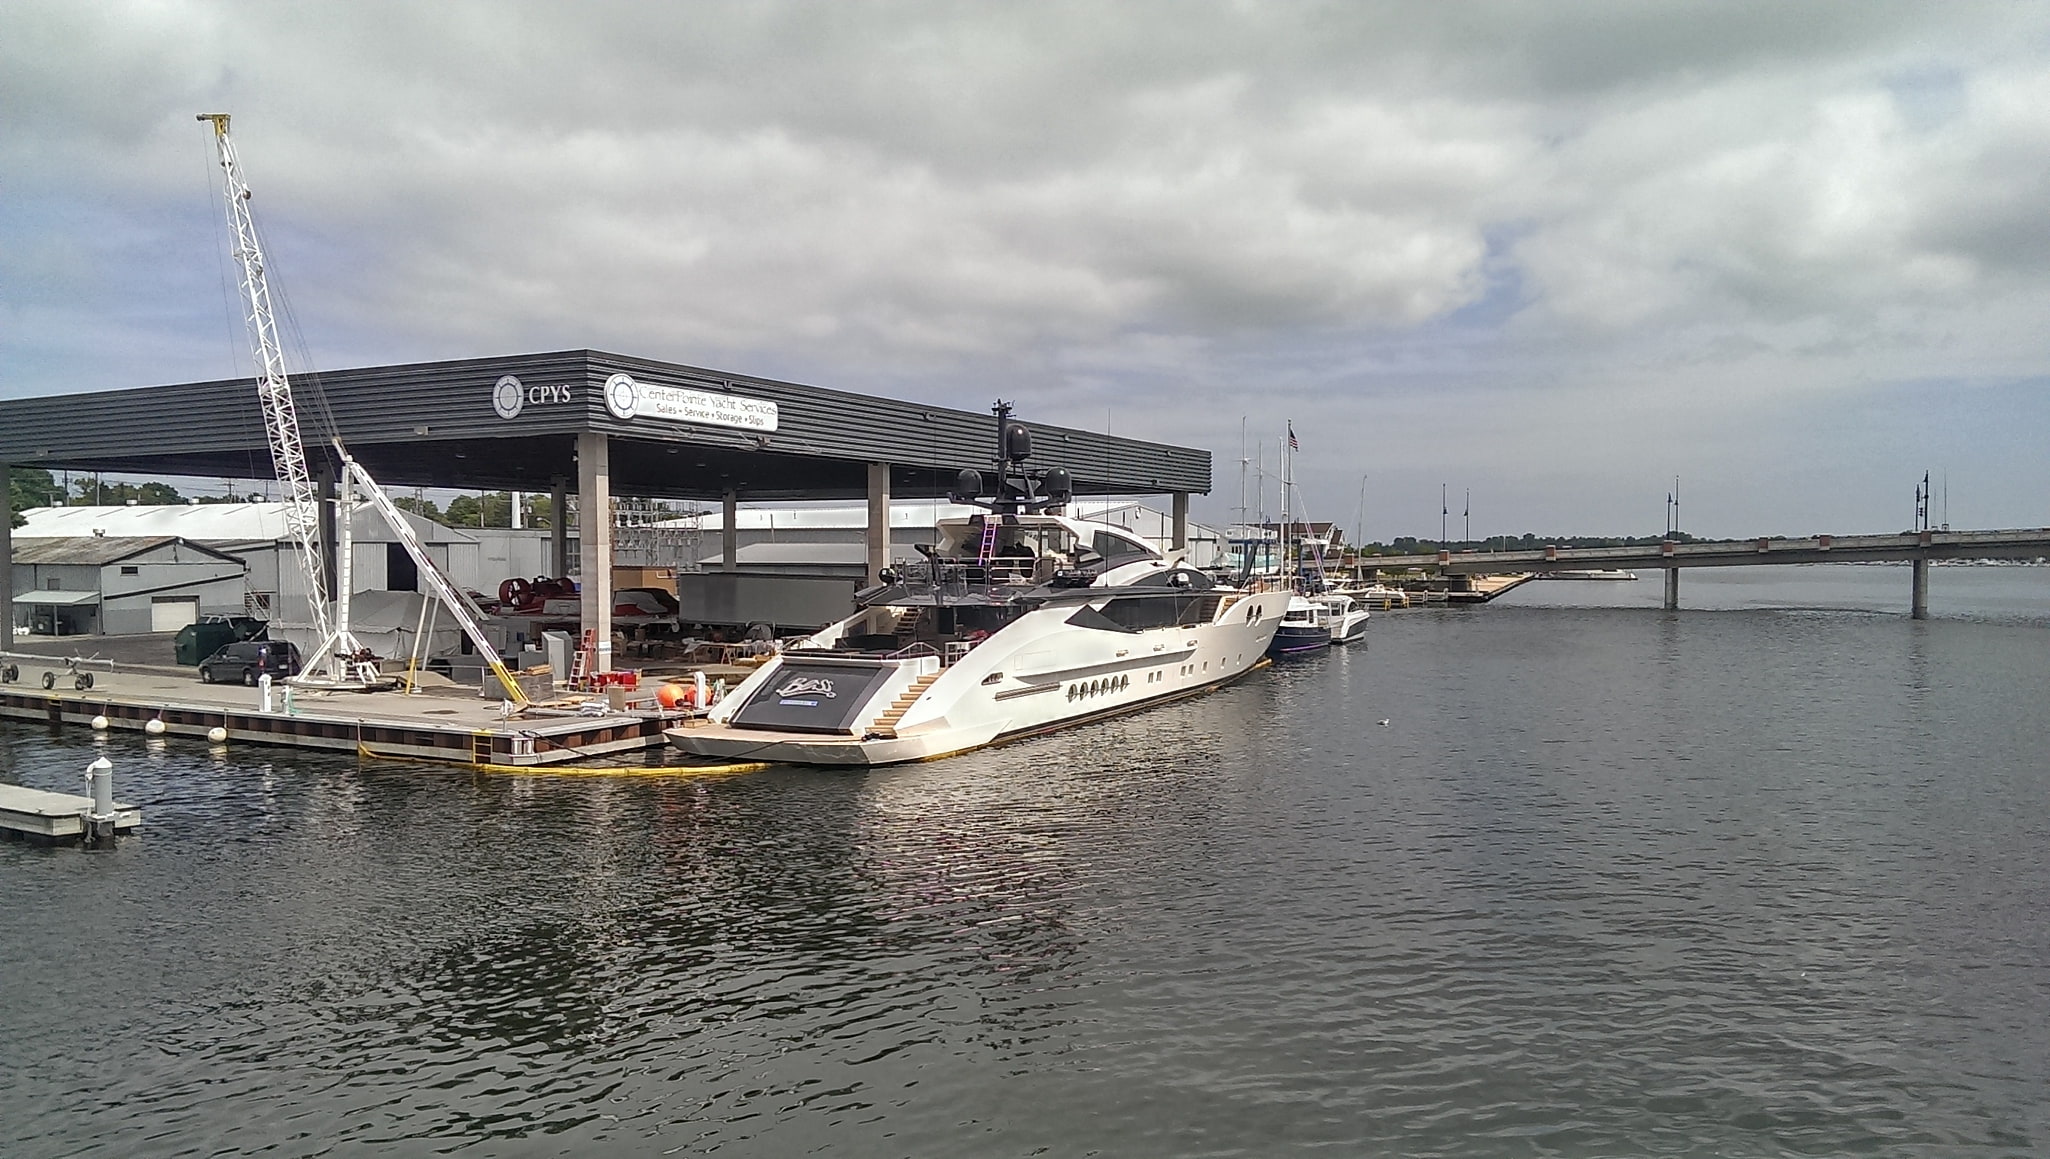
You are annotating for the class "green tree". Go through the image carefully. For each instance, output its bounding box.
[444,492,514,528]
[9,467,63,528]
[71,478,185,505]
[391,495,443,520]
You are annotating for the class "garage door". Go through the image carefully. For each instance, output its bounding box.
[151,597,200,632]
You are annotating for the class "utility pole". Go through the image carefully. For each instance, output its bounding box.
[1463,489,1470,546]
[1440,483,1447,545]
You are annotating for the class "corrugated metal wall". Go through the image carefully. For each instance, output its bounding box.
[0,351,1209,500]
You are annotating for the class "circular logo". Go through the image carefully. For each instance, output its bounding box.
[492,375,524,420]
[603,373,639,420]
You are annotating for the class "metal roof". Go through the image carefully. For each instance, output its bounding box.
[14,503,473,546]
[0,350,1212,502]
[6,535,244,567]
[12,590,101,606]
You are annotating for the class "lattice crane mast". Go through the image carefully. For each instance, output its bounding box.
[198,114,526,703]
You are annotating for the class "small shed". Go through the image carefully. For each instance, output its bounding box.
[9,536,246,636]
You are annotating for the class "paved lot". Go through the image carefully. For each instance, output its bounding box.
[4,631,186,673]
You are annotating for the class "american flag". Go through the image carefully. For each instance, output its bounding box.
[1287,422,1299,451]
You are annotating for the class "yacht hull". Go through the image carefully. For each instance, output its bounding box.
[668,591,1286,767]
[1266,627,1332,654]
[1330,610,1370,643]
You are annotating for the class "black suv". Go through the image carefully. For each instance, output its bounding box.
[198,640,301,685]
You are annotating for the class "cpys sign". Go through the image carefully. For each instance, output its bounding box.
[602,373,779,432]
[492,375,577,420]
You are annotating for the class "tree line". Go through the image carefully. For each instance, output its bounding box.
[1349,532,1706,556]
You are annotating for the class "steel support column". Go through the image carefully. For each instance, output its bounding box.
[722,489,738,573]
[1663,567,1680,611]
[0,463,12,641]
[316,461,338,605]
[1172,491,1189,552]
[550,475,569,577]
[577,433,613,674]
[866,462,891,586]
[1911,557,1929,620]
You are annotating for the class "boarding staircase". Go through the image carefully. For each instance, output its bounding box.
[891,608,923,648]
[869,672,941,739]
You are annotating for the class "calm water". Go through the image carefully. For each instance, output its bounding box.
[4,566,2047,1157]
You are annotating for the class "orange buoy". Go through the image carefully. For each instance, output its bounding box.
[655,681,698,710]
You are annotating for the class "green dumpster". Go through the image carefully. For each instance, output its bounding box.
[173,617,267,666]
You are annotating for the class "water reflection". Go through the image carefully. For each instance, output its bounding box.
[4,595,2049,1156]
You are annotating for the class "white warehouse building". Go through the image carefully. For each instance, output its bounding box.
[10,503,555,638]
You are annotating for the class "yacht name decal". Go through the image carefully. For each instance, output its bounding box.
[775,676,837,699]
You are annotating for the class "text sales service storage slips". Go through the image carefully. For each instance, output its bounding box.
[601,374,778,430]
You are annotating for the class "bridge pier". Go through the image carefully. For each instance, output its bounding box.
[1911,557,1929,619]
[1663,568,1679,611]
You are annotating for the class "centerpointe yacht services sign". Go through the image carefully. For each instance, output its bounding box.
[602,373,778,432]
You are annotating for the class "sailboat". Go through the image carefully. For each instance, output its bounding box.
[1262,421,1364,652]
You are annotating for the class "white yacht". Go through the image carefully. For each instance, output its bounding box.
[1336,581,1412,610]
[1540,569,1639,581]
[668,407,1287,766]
[1313,590,1370,643]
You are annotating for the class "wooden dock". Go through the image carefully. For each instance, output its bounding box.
[0,666,688,767]
[0,783,141,843]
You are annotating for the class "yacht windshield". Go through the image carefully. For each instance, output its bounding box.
[936,518,1082,560]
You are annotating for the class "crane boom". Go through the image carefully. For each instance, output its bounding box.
[198,113,527,704]
[197,113,337,651]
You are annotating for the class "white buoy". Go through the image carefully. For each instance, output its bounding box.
[207,726,228,744]
[90,715,110,731]
[144,717,167,736]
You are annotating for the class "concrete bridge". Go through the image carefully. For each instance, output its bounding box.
[1354,528,2050,618]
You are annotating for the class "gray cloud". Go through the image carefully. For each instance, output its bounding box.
[4,0,2047,535]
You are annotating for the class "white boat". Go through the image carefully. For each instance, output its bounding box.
[1338,582,1411,610]
[667,407,1287,766]
[1540,569,1639,581]
[1313,590,1370,643]
[1267,594,1334,654]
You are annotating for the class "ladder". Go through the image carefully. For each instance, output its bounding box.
[976,518,1000,567]
[568,630,594,685]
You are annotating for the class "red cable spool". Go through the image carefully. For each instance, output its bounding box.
[498,577,531,605]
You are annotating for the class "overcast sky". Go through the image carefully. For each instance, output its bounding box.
[5,1,2047,540]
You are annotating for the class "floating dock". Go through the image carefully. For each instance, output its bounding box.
[0,665,686,767]
[0,782,141,843]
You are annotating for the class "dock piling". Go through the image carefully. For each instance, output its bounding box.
[1911,557,1930,619]
[85,757,116,840]
[1663,568,1680,611]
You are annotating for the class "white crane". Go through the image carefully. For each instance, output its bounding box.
[198,114,527,703]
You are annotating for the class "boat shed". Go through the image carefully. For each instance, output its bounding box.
[10,535,247,636]
[0,350,1211,671]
